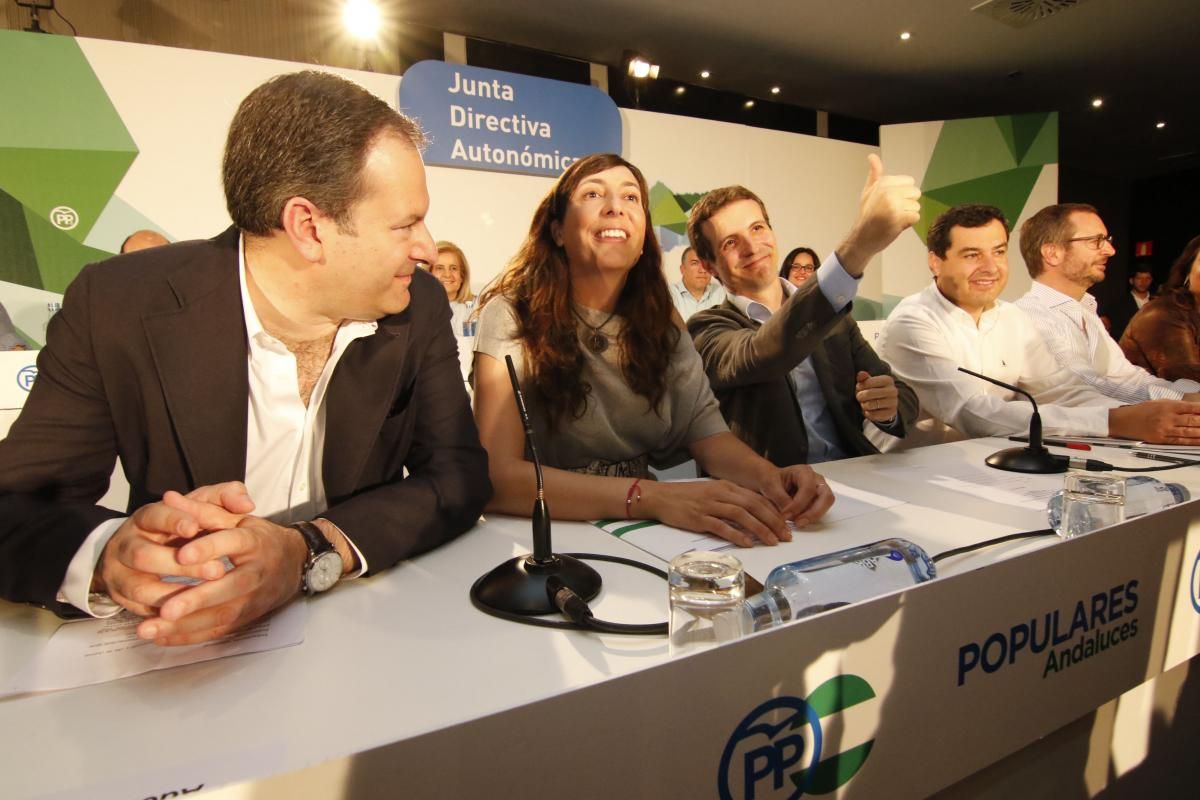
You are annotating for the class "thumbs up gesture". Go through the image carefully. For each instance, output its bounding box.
[837,154,921,276]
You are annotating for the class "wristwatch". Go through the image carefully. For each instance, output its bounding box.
[289,521,343,595]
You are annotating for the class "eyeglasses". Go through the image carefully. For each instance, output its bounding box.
[1064,234,1114,251]
[790,264,816,274]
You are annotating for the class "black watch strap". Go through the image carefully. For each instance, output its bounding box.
[290,520,334,557]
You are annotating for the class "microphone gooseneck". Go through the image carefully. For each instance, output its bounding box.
[470,356,603,615]
[957,367,1068,474]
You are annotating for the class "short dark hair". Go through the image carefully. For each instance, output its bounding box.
[223,71,426,235]
[1018,203,1099,278]
[779,246,819,279]
[686,185,771,263]
[927,204,1009,258]
[680,246,696,264]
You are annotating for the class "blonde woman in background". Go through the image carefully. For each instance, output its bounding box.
[432,240,476,336]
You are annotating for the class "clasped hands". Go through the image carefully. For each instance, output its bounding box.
[93,482,310,646]
[643,464,835,549]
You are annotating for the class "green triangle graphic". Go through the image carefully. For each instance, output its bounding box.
[914,195,954,248]
[649,181,688,229]
[0,186,41,289]
[923,166,1044,238]
[23,204,114,294]
[1019,112,1058,167]
[923,116,1020,190]
[1000,112,1051,164]
[0,146,137,244]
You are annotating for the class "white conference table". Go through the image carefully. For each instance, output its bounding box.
[2,438,1199,799]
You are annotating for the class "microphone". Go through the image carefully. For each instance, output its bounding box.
[471,355,603,615]
[957,367,1068,474]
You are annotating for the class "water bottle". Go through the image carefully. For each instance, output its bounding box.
[722,538,936,636]
[1047,475,1188,536]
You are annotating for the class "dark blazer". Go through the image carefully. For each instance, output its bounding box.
[0,228,490,614]
[688,279,918,467]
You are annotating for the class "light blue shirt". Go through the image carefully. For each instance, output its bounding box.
[728,254,860,463]
[670,280,726,320]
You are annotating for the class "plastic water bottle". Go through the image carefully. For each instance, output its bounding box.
[1047,475,1188,536]
[720,538,936,636]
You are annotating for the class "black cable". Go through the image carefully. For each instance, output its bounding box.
[1074,456,1200,473]
[931,528,1056,564]
[54,1,77,36]
[469,552,669,635]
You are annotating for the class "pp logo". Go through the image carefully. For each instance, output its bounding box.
[1189,551,1200,614]
[49,206,79,231]
[718,675,876,799]
[17,365,37,392]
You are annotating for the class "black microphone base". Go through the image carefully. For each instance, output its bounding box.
[472,554,602,615]
[985,446,1069,474]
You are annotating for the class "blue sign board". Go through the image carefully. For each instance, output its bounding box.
[399,60,622,178]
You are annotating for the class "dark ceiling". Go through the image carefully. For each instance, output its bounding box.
[400,0,1200,180]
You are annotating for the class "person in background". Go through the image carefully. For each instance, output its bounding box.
[669,246,725,320]
[1120,235,1200,383]
[0,301,27,350]
[472,153,833,549]
[0,70,489,643]
[877,204,1200,447]
[780,246,819,286]
[1099,263,1155,339]
[432,240,476,335]
[686,161,920,466]
[1014,204,1199,402]
[120,229,170,253]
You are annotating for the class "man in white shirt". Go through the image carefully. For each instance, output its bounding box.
[0,72,490,644]
[1014,203,1199,403]
[877,203,1200,447]
[669,246,726,320]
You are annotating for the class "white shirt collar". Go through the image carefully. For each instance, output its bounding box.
[729,277,795,323]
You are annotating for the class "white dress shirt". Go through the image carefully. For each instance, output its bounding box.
[58,235,368,616]
[1015,282,1200,403]
[670,280,726,320]
[877,283,1121,448]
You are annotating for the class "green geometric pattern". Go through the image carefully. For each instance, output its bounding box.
[790,674,879,795]
[649,180,711,251]
[0,30,138,289]
[916,112,1057,245]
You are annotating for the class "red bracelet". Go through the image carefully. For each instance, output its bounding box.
[625,478,642,519]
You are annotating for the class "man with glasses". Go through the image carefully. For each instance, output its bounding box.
[686,157,920,465]
[1014,203,1200,403]
[877,203,1200,447]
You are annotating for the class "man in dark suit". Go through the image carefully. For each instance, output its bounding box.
[0,71,490,645]
[686,160,920,466]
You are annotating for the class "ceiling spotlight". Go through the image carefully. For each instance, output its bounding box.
[900,31,912,41]
[1091,97,1103,108]
[1156,121,1166,129]
[700,70,711,79]
[627,56,660,80]
[770,86,780,94]
[343,0,381,40]
[744,100,755,109]
[675,86,686,95]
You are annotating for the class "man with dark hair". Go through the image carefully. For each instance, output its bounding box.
[0,71,490,644]
[669,246,724,320]
[1099,264,1154,339]
[686,156,921,465]
[878,203,1200,446]
[1015,204,1198,404]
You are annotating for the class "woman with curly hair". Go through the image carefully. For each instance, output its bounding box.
[1121,235,1200,382]
[472,154,832,547]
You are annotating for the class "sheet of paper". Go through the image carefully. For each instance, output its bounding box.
[0,600,306,698]
[592,478,906,564]
[878,461,1060,510]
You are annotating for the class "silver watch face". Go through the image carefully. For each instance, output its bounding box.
[307,551,343,593]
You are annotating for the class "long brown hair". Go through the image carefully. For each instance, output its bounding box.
[477,153,677,429]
